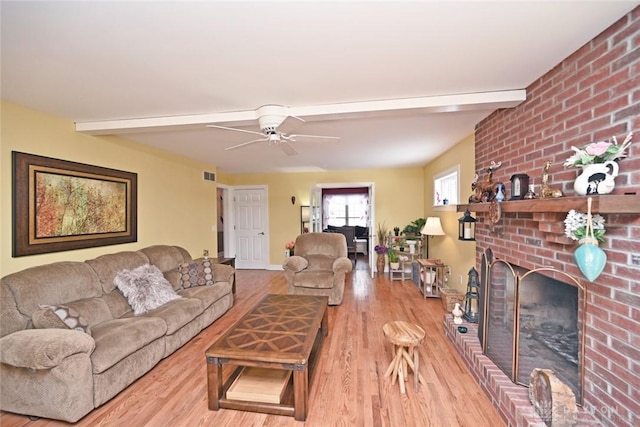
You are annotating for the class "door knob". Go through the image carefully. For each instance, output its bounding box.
[258,232,265,235]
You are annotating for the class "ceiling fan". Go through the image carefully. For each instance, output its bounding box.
[206,105,339,156]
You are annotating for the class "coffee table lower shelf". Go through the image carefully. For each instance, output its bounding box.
[216,365,297,417]
[208,350,321,420]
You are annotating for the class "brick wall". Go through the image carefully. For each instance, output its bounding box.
[473,7,640,427]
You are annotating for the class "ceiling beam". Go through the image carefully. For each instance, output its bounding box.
[75,90,526,135]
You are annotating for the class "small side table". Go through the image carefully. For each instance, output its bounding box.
[416,259,447,298]
[383,321,426,394]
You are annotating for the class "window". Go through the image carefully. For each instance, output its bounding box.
[323,193,369,227]
[434,166,459,206]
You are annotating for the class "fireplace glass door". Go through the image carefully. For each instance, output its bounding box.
[483,262,585,403]
[484,260,517,379]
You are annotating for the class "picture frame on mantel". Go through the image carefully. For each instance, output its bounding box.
[12,151,138,257]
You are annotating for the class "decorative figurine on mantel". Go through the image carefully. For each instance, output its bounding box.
[540,160,565,198]
[468,160,502,203]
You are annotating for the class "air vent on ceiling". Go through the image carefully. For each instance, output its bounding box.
[203,171,216,182]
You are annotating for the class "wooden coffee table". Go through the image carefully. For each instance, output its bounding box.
[206,294,328,421]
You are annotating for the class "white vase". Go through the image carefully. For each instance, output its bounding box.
[573,161,618,196]
[390,262,400,270]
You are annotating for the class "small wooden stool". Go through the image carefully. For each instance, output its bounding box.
[383,321,426,394]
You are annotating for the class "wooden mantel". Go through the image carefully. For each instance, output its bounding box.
[456,195,640,215]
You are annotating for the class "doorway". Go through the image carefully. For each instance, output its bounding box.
[310,182,376,278]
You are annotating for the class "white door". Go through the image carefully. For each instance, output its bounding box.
[234,187,268,269]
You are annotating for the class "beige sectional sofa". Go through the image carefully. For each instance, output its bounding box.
[0,245,234,423]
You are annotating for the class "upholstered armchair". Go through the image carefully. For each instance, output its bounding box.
[282,233,353,305]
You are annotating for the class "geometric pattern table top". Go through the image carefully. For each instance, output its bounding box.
[206,294,328,365]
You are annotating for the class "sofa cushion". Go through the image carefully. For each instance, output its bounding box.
[355,226,368,239]
[1,262,102,319]
[101,290,132,319]
[179,282,232,309]
[178,259,214,288]
[135,297,204,335]
[64,297,113,328]
[86,251,150,294]
[90,316,167,374]
[139,245,192,290]
[114,264,181,315]
[32,305,92,335]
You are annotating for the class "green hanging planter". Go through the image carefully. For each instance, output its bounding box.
[573,197,606,282]
[574,238,606,282]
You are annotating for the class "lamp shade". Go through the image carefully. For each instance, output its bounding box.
[301,206,310,222]
[421,217,445,236]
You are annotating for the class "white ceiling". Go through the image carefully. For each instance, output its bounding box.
[2,1,638,174]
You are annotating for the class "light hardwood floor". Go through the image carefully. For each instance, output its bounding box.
[1,261,505,427]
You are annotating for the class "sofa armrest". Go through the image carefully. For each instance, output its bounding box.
[333,257,353,274]
[0,329,95,370]
[282,256,308,273]
[212,263,235,283]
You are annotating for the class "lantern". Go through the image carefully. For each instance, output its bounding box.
[458,209,476,241]
[463,267,480,323]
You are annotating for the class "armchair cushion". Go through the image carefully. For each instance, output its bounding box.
[305,255,335,271]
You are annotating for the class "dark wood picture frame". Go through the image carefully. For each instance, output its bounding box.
[12,151,138,257]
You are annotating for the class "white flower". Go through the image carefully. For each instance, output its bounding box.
[564,209,606,243]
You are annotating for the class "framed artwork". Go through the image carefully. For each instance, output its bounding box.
[12,151,138,257]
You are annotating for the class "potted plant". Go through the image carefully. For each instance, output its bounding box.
[388,247,400,270]
[393,226,400,236]
[402,218,426,237]
[375,222,389,274]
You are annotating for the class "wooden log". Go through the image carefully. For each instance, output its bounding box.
[529,368,577,426]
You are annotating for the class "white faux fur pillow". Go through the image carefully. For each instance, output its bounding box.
[114,264,180,315]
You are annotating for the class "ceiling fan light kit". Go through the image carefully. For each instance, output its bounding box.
[207,104,340,155]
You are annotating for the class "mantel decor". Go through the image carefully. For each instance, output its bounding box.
[564,131,633,196]
[12,152,138,257]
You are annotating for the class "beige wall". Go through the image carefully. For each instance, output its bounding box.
[225,167,425,265]
[2,101,475,278]
[422,134,476,293]
[1,102,219,276]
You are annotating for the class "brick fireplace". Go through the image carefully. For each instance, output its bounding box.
[448,7,640,427]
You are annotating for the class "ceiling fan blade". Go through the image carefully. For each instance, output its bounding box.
[277,115,305,134]
[289,134,341,141]
[224,138,267,151]
[279,142,298,156]
[207,124,264,137]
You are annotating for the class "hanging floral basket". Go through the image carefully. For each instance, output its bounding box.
[571,198,606,281]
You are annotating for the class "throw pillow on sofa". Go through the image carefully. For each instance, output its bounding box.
[114,264,180,315]
[177,258,214,288]
[32,304,92,335]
